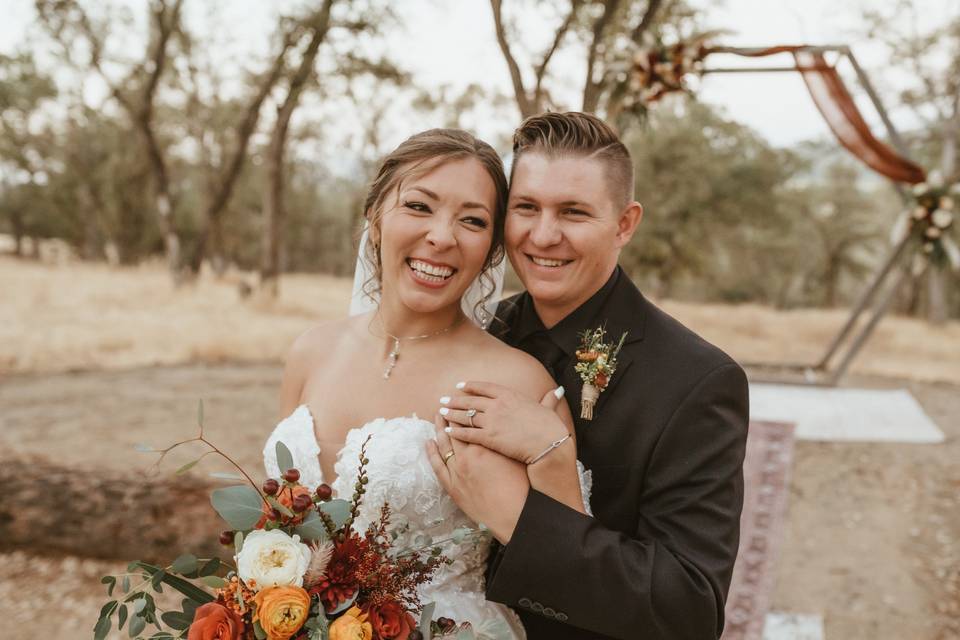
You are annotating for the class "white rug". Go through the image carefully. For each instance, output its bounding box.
[748,384,944,443]
[763,613,824,640]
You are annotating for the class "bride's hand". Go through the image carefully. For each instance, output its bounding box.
[438,381,573,464]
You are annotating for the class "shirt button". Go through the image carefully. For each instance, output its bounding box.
[543,607,556,617]
[518,597,532,608]
[531,602,544,613]
[556,612,569,622]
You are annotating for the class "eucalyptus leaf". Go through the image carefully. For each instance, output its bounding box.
[175,459,200,475]
[98,600,116,620]
[200,575,228,588]
[254,620,267,640]
[161,611,192,631]
[133,597,147,614]
[150,569,166,590]
[211,485,264,530]
[275,441,294,474]
[171,554,198,575]
[318,499,351,530]
[128,613,146,638]
[198,557,221,577]
[93,615,111,640]
[133,562,215,604]
[419,601,436,640]
[122,574,131,594]
[117,603,129,630]
[234,530,245,556]
[451,527,472,545]
[181,598,200,619]
[266,495,295,518]
[294,511,329,542]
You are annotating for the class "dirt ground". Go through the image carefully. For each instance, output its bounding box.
[0,364,957,640]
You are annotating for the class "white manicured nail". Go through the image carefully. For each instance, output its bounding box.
[439,407,450,416]
[440,396,451,405]
[554,386,565,399]
[456,381,466,389]
[444,426,452,433]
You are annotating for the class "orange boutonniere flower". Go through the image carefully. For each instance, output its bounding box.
[574,326,627,420]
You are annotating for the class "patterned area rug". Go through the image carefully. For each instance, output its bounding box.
[722,420,797,640]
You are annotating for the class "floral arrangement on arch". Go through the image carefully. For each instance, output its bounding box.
[622,33,715,110]
[892,175,960,270]
[94,402,479,640]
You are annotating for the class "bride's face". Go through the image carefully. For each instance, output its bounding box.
[375,157,497,315]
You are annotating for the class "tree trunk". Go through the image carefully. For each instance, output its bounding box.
[188,33,298,275]
[261,2,334,297]
[11,210,23,257]
[0,457,222,562]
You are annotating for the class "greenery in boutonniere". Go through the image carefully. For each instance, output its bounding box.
[575,327,628,420]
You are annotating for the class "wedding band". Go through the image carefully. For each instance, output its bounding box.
[442,450,455,464]
[466,408,477,428]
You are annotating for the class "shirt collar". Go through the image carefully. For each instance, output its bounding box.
[512,267,622,355]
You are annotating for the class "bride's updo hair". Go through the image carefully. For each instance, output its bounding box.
[361,128,508,304]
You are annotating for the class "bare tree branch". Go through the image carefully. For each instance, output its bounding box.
[490,0,534,118]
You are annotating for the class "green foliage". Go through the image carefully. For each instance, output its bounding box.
[210,485,265,530]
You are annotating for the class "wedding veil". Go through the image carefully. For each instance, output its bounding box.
[348,223,505,328]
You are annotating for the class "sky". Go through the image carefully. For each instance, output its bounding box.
[1,0,954,154]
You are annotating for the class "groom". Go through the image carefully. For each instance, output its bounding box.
[433,112,749,639]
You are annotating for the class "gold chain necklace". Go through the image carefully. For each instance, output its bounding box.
[378,312,465,379]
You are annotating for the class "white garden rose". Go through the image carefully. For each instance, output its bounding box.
[236,529,311,591]
[931,209,954,229]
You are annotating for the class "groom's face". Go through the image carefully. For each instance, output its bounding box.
[506,152,636,322]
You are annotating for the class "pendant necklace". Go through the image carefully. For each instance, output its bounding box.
[378,312,464,379]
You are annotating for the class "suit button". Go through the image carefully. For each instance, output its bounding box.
[531,602,544,613]
[518,597,532,608]
[543,607,556,617]
[556,612,569,622]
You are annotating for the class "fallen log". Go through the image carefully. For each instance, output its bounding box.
[0,457,225,562]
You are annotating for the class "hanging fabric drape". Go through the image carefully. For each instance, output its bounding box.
[707,46,927,184]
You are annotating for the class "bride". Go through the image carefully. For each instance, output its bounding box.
[262,129,588,638]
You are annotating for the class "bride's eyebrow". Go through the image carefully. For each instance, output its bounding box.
[407,186,439,200]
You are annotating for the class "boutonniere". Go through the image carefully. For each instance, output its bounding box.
[575,326,628,420]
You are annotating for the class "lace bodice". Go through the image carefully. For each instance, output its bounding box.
[263,406,592,639]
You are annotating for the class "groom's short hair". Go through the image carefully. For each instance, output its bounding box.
[512,112,634,207]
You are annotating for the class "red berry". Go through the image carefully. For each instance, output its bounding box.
[438,617,455,632]
[219,530,234,546]
[269,508,282,521]
[262,478,280,496]
[292,494,313,513]
[315,483,333,501]
[283,468,301,483]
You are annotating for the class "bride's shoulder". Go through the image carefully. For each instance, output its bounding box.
[279,315,369,413]
[468,331,555,397]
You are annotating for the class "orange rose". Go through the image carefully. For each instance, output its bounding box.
[187,602,245,640]
[253,586,311,640]
[328,606,373,640]
[367,601,416,640]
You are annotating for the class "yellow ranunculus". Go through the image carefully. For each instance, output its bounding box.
[253,586,311,640]
[328,606,373,640]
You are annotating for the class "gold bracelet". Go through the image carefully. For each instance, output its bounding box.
[528,434,571,465]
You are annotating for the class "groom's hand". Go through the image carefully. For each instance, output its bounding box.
[439,381,571,464]
[426,413,529,544]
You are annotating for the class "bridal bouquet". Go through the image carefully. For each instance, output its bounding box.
[95,404,472,640]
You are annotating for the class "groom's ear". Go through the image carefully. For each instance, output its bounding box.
[614,202,643,249]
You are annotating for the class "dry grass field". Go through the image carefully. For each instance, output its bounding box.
[3,255,959,383]
[2,255,959,639]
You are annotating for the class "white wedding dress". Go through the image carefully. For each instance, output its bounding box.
[263,405,592,640]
